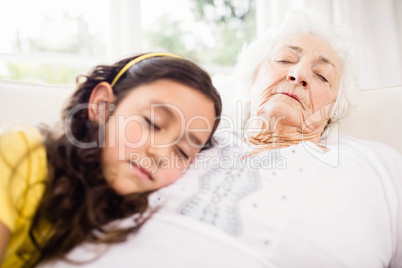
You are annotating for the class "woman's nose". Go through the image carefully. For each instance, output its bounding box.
[286,66,309,87]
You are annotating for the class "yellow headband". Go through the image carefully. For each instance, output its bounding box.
[110,52,184,87]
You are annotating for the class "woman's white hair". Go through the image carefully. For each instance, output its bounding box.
[234,9,361,124]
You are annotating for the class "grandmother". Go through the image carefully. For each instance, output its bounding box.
[226,10,401,268]
[235,10,360,154]
[39,10,402,268]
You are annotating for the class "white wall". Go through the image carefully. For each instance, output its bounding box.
[256,0,402,88]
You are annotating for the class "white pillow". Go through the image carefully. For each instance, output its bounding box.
[0,79,74,128]
[339,85,402,155]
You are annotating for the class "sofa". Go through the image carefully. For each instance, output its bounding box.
[1,78,401,155]
[1,78,401,268]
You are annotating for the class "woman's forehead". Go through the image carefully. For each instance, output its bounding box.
[274,34,341,63]
[270,34,342,77]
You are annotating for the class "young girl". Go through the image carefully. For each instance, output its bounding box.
[0,52,222,267]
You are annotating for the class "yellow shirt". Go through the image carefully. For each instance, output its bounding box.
[0,126,48,267]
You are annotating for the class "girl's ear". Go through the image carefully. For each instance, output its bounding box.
[88,82,116,123]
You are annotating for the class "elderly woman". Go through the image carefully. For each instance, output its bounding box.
[40,10,401,268]
[227,10,402,267]
[236,10,359,155]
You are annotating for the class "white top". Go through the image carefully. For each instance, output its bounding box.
[40,133,402,268]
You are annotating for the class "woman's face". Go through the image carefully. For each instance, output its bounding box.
[101,79,215,195]
[249,34,342,132]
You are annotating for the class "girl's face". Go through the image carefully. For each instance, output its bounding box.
[100,79,215,195]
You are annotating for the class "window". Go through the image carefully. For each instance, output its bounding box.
[142,0,256,74]
[0,0,109,83]
[0,0,256,83]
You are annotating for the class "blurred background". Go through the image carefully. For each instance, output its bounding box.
[0,0,401,88]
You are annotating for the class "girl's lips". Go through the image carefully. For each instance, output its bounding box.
[129,162,153,181]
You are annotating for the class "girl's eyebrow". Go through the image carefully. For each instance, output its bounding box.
[150,103,204,146]
[150,103,175,117]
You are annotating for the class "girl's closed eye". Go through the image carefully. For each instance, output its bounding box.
[176,147,189,160]
[144,117,161,130]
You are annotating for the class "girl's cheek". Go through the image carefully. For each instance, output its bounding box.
[159,166,186,186]
[124,119,147,144]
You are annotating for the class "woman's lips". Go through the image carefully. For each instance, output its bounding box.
[280,92,300,102]
[256,89,303,112]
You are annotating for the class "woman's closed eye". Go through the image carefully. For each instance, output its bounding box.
[144,117,161,131]
[276,59,292,64]
[315,73,328,82]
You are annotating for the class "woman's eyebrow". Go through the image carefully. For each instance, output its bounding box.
[318,56,335,68]
[286,45,335,68]
[287,45,303,53]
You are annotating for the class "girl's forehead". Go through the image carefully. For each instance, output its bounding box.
[119,79,215,118]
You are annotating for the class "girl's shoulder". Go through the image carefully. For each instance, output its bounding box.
[0,124,47,169]
[0,125,48,268]
[0,124,45,152]
[0,124,48,230]
[0,124,48,183]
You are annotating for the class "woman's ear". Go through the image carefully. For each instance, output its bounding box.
[88,82,116,123]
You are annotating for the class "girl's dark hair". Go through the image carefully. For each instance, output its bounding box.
[29,54,222,264]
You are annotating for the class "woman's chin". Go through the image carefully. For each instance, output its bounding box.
[258,102,302,127]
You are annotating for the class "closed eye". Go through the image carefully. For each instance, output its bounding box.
[144,117,161,131]
[316,73,328,82]
[176,147,189,160]
[277,60,291,64]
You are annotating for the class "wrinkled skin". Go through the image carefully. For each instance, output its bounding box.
[247,34,342,151]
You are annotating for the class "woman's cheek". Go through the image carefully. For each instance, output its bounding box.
[251,66,285,100]
[310,87,337,112]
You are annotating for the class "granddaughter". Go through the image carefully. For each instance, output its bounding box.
[0,52,222,267]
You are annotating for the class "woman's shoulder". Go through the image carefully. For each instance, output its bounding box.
[339,134,402,159]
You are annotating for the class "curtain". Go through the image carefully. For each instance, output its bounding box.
[256,0,402,88]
